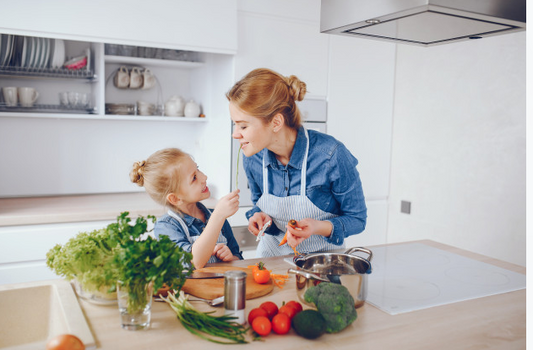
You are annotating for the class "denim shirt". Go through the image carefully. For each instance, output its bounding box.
[243,126,367,246]
[154,202,243,261]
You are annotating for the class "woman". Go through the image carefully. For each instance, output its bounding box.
[227,68,367,257]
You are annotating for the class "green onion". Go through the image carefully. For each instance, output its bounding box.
[161,291,250,344]
[235,145,242,190]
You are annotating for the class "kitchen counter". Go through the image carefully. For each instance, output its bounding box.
[0,193,217,227]
[76,240,525,349]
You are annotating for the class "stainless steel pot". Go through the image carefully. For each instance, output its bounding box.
[288,247,372,308]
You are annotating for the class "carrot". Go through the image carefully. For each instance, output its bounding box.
[270,273,290,289]
[278,220,298,247]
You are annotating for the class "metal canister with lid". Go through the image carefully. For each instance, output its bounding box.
[224,270,247,324]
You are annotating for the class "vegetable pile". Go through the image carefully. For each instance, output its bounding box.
[304,282,357,333]
[47,212,193,314]
[162,290,249,344]
[248,300,303,336]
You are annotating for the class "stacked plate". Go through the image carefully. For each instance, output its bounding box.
[105,103,136,115]
[0,34,65,68]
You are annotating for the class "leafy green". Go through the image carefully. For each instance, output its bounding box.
[46,226,118,294]
[107,212,193,313]
[235,145,242,189]
[47,211,193,313]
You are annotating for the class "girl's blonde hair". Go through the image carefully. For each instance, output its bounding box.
[130,148,190,210]
[226,68,306,129]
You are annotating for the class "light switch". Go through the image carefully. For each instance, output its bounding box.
[401,200,411,214]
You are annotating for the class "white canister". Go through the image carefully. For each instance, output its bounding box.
[184,100,201,118]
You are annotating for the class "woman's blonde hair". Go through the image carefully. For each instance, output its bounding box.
[226,68,306,129]
[130,148,190,210]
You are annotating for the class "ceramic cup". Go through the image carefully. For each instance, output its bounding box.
[184,100,201,118]
[2,87,18,106]
[18,87,39,107]
[141,69,156,90]
[129,67,143,89]
[113,66,130,89]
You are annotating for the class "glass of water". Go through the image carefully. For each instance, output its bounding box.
[117,281,153,330]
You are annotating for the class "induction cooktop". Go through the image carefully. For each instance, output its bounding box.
[366,242,526,315]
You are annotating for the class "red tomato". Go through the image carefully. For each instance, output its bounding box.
[285,300,303,313]
[253,267,271,284]
[279,304,297,321]
[248,307,268,325]
[252,316,271,336]
[259,301,279,320]
[272,313,291,335]
[46,334,85,350]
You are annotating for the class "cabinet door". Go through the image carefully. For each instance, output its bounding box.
[327,35,396,199]
[0,0,237,54]
[235,11,329,97]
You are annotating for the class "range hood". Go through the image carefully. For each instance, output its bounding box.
[320,0,526,46]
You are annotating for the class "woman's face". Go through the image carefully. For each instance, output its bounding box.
[230,102,272,157]
[177,156,210,204]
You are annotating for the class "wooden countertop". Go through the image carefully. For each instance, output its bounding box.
[0,193,217,227]
[77,240,526,349]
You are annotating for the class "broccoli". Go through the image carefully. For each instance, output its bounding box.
[304,282,357,333]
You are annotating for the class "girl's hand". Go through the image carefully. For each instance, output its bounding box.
[248,212,272,236]
[286,218,332,247]
[213,189,240,220]
[213,243,234,262]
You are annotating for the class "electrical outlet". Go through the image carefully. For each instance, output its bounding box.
[401,200,411,214]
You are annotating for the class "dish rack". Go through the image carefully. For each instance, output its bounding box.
[0,66,95,80]
[0,102,96,114]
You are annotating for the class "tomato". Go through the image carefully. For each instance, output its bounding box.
[272,313,291,335]
[252,316,271,336]
[248,307,268,325]
[259,301,279,320]
[253,263,271,284]
[46,334,85,350]
[279,304,297,321]
[285,300,303,313]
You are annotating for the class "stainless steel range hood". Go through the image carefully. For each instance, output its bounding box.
[320,0,526,46]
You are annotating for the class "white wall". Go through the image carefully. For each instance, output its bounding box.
[387,32,526,266]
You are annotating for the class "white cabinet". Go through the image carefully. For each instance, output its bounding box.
[0,33,235,198]
[234,6,329,97]
[0,0,237,54]
[0,221,113,285]
[326,35,396,200]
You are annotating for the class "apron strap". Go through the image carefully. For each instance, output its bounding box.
[167,210,192,243]
[262,127,310,196]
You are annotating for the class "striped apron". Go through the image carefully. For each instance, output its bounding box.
[167,209,227,264]
[255,127,343,258]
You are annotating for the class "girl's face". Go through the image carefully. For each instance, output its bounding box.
[230,102,273,157]
[176,157,210,204]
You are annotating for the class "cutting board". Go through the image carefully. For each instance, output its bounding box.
[181,266,273,300]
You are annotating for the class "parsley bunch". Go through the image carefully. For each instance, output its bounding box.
[107,212,193,313]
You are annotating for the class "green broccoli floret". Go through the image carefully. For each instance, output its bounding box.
[304,282,357,333]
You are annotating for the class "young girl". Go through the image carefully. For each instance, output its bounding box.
[130,148,242,269]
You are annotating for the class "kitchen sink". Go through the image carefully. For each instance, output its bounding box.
[0,279,95,350]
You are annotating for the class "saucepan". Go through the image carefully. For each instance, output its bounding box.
[288,247,372,308]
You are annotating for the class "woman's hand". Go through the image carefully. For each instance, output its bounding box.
[286,218,333,247]
[213,189,240,220]
[248,212,272,236]
[213,243,235,262]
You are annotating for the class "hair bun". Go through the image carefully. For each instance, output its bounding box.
[130,160,146,187]
[285,75,307,102]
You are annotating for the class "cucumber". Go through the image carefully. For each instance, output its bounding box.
[292,309,326,339]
